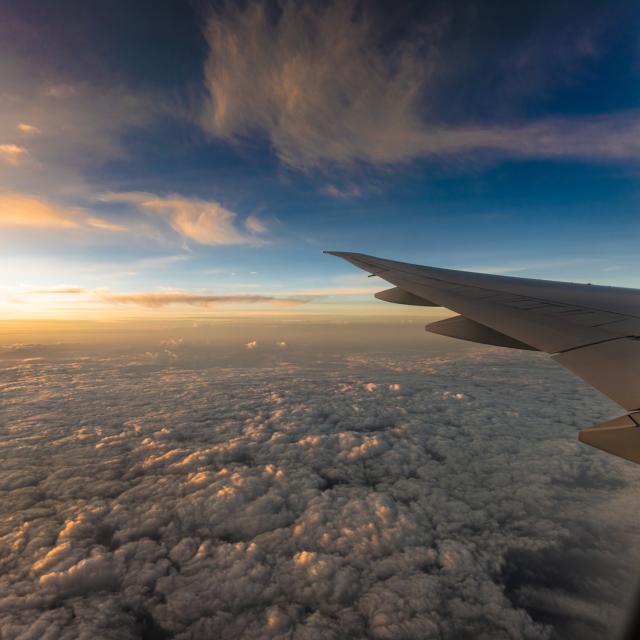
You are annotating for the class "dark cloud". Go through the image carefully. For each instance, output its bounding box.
[1,345,639,639]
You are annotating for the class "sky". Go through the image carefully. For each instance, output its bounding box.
[0,0,639,322]
[3,5,640,638]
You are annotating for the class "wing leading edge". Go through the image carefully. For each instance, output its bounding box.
[326,251,640,464]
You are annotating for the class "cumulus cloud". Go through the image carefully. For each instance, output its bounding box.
[1,345,639,639]
[100,192,268,246]
[202,1,640,170]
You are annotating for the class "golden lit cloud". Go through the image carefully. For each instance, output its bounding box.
[0,192,126,232]
[0,144,28,166]
[100,192,267,246]
[0,193,80,228]
[17,123,41,135]
[28,286,85,294]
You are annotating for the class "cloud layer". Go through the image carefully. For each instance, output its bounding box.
[1,343,639,639]
[202,1,640,170]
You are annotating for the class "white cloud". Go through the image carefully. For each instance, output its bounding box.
[100,192,268,246]
[202,1,640,171]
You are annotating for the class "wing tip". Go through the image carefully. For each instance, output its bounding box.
[324,250,354,257]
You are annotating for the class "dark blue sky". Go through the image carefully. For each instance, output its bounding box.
[0,0,638,316]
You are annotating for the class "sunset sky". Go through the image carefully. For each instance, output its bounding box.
[1,0,639,321]
[4,4,640,639]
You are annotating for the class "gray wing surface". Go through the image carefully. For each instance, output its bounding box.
[326,251,640,463]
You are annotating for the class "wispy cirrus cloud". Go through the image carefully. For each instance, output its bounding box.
[100,192,268,246]
[202,1,640,171]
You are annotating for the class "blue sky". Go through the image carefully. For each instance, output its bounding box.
[0,0,638,317]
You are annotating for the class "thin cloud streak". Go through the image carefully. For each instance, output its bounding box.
[13,286,314,309]
[202,1,640,171]
[102,292,312,308]
[27,286,86,295]
[8,283,383,311]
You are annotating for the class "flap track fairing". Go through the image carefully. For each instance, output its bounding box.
[426,315,538,351]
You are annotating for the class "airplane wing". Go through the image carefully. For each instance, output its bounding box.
[326,251,640,464]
